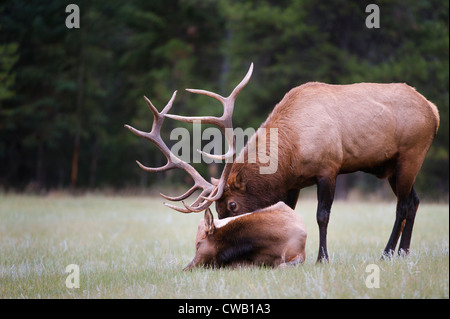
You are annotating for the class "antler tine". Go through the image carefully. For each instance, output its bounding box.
[181,200,211,213]
[161,90,178,115]
[143,90,177,133]
[229,62,253,100]
[184,89,225,104]
[164,114,224,130]
[179,188,219,213]
[163,202,195,214]
[143,96,160,121]
[159,184,200,202]
[164,198,216,214]
[164,183,220,214]
[168,197,219,213]
[135,159,176,173]
[164,186,217,213]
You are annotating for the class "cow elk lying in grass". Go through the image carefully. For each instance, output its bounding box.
[183,202,307,270]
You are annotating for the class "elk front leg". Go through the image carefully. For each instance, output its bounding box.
[316,176,336,263]
[286,189,301,210]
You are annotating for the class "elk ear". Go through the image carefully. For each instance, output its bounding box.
[232,171,247,191]
[204,208,215,235]
[210,177,219,186]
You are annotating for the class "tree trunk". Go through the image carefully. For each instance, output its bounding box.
[36,141,45,191]
[89,138,99,188]
[70,11,86,190]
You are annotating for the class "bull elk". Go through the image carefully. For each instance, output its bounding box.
[125,63,439,262]
[184,201,307,270]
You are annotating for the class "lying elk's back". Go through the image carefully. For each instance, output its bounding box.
[214,202,305,238]
[260,82,440,177]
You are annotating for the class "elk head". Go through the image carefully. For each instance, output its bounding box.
[210,165,267,218]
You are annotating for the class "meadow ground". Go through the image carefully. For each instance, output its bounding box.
[0,194,448,299]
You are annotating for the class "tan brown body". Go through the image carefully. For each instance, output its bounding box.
[184,202,307,270]
[218,82,440,215]
[216,82,439,261]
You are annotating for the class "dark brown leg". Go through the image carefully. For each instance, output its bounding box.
[286,189,300,210]
[383,166,418,258]
[316,176,336,263]
[398,187,420,256]
[383,197,408,257]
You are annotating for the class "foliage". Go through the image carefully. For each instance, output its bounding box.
[0,0,448,198]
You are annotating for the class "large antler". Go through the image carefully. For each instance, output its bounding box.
[165,63,253,211]
[125,91,215,213]
[125,63,253,213]
[166,63,253,162]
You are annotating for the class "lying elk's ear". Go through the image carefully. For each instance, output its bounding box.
[204,208,215,235]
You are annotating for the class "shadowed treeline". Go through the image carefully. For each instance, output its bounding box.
[0,0,448,200]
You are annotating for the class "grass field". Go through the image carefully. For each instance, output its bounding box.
[0,194,448,299]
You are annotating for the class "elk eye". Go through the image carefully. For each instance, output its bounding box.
[229,202,237,211]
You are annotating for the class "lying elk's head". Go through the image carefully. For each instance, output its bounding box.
[125,64,255,217]
[183,208,217,270]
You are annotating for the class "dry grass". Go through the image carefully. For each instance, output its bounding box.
[0,194,448,298]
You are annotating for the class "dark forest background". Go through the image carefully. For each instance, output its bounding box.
[0,0,448,200]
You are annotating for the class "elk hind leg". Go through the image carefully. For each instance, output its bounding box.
[398,187,420,256]
[383,164,420,258]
